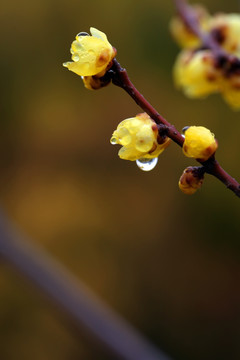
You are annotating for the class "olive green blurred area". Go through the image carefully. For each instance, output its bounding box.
[1,0,240,359]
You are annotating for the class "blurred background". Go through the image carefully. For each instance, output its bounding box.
[0,0,240,359]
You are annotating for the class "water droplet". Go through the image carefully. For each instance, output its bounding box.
[110,137,118,145]
[63,62,69,68]
[72,41,82,52]
[117,128,131,146]
[72,54,80,62]
[77,32,89,37]
[136,157,158,171]
[182,126,189,133]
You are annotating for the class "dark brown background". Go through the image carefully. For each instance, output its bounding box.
[0,0,240,359]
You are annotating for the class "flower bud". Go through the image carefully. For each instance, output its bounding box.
[63,27,116,79]
[110,113,170,161]
[179,166,204,195]
[183,126,218,161]
[174,50,220,98]
[82,74,111,90]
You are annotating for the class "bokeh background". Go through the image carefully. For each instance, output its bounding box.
[0,0,240,359]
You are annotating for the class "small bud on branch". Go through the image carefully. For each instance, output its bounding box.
[179,166,205,195]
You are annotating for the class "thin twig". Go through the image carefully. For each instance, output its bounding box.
[0,211,171,360]
[109,59,240,197]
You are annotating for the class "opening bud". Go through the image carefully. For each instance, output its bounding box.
[110,113,170,161]
[63,27,116,87]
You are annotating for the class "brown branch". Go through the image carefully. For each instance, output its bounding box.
[109,59,240,198]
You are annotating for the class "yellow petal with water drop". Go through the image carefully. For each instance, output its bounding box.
[110,113,171,161]
[63,28,115,77]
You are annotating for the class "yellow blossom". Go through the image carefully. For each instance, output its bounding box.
[183,126,218,161]
[178,167,204,195]
[63,27,116,78]
[170,5,210,48]
[209,14,240,56]
[174,50,220,98]
[220,74,240,110]
[110,113,170,161]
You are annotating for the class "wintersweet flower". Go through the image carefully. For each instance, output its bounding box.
[182,126,218,161]
[173,48,240,109]
[179,167,204,195]
[63,28,116,82]
[174,50,220,98]
[209,14,240,56]
[110,113,170,161]
[221,73,240,110]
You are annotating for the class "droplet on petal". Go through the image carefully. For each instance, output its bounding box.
[182,126,190,133]
[117,127,131,146]
[77,32,89,37]
[110,137,118,145]
[72,41,83,52]
[136,157,158,171]
[72,54,80,62]
[64,28,115,79]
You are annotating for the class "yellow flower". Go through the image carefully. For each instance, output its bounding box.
[178,167,204,195]
[183,126,218,161]
[63,28,116,78]
[110,113,170,161]
[173,48,240,110]
[220,74,240,110]
[170,5,210,48]
[174,50,220,98]
[209,14,240,56]
[171,8,240,110]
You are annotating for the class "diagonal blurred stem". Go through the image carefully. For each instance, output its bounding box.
[0,211,171,360]
[174,0,240,68]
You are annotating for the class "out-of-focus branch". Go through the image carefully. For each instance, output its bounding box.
[0,211,171,360]
[174,0,240,69]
